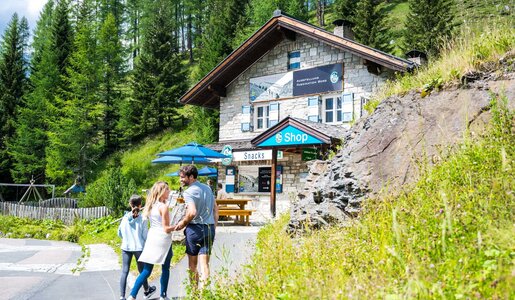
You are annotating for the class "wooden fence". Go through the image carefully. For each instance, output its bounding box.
[20,198,79,208]
[0,202,111,225]
[39,198,78,208]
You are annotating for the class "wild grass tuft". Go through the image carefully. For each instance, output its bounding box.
[203,95,514,299]
[374,22,514,102]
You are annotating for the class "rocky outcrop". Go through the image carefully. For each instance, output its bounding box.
[289,69,515,233]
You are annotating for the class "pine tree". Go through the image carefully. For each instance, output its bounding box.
[404,0,457,57]
[353,0,393,53]
[98,13,125,153]
[129,0,186,138]
[232,0,307,47]
[0,13,30,183]
[99,0,125,30]
[197,0,231,78]
[335,0,358,22]
[9,1,56,183]
[52,0,74,92]
[44,0,77,185]
[193,0,249,143]
[45,0,103,185]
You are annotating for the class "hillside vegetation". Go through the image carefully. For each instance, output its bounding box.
[370,21,514,110]
[196,23,515,299]
[203,87,514,300]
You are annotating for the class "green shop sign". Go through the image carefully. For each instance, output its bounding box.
[302,148,318,161]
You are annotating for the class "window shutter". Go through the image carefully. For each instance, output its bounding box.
[241,105,253,132]
[307,96,321,122]
[342,93,354,122]
[268,102,280,127]
[288,51,300,70]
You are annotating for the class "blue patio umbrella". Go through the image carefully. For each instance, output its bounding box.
[166,166,218,177]
[151,155,212,164]
[157,142,228,163]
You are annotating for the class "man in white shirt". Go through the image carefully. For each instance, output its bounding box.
[216,183,228,200]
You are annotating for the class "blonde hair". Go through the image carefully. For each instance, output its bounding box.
[142,181,169,218]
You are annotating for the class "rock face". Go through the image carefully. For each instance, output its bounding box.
[289,73,515,232]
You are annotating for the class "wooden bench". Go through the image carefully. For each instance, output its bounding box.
[218,209,253,226]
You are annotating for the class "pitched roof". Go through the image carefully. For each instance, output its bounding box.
[205,139,256,151]
[251,116,346,147]
[180,11,414,109]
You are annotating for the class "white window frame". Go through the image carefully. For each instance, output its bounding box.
[322,94,343,124]
[254,103,270,131]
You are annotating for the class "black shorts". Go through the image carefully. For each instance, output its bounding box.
[185,224,215,256]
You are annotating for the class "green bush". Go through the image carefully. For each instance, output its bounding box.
[80,166,137,216]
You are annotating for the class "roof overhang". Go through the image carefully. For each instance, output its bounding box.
[180,13,414,109]
[251,117,342,148]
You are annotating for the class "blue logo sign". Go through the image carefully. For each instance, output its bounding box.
[221,145,233,166]
[330,71,339,83]
[275,132,282,144]
[258,125,323,147]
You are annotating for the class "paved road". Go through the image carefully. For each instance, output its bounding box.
[0,223,260,300]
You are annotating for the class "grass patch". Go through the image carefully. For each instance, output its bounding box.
[201,95,514,299]
[374,22,514,102]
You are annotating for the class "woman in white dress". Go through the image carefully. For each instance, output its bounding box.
[127,181,175,300]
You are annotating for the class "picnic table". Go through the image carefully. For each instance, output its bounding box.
[217,199,253,226]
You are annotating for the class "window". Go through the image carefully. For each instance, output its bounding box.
[255,104,269,130]
[288,51,300,70]
[322,95,343,124]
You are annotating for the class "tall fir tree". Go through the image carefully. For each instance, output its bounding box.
[335,0,358,22]
[52,0,74,93]
[197,0,235,78]
[129,0,186,139]
[46,0,103,186]
[98,13,125,152]
[99,0,125,30]
[9,1,55,183]
[44,0,76,185]
[232,0,308,47]
[352,0,393,53]
[192,0,249,143]
[0,14,30,184]
[404,0,457,57]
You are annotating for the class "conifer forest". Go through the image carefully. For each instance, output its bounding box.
[0,0,505,199]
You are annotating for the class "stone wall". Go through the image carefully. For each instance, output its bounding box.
[219,35,392,141]
[216,151,309,219]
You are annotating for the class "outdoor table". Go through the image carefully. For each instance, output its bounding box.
[216,199,251,209]
[216,199,253,225]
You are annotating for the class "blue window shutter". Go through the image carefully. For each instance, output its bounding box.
[288,51,301,70]
[241,105,253,132]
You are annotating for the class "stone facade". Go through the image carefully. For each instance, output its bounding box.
[216,151,308,219]
[219,35,393,141]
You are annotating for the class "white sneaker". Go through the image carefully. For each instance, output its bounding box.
[159,297,170,300]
